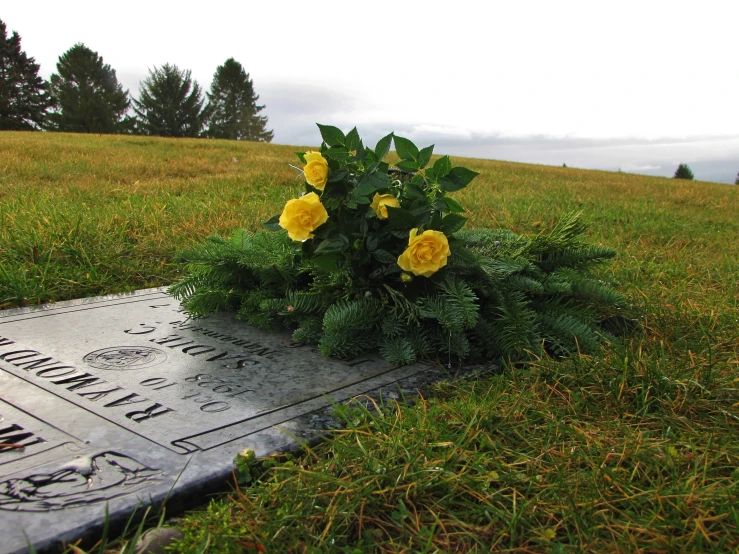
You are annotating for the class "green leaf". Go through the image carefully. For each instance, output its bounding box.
[429,210,442,229]
[354,180,377,196]
[444,197,465,213]
[393,136,419,161]
[356,139,365,160]
[364,149,378,164]
[404,183,425,199]
[315,235,349,254]
[372,249,397,264]
[262,213,281,231]
[352,174,387,200]
[444,167,479,191]
[348,178,375,205]
[317,124,345,147]
[321,196,342,211]
[386,206,417,228]
[433,155,453,178]
[410,173,425,186]
[345,127,360,151]
[322,147,350,161]
[440,213,468,235]
[417,145,434,168]
[364,172,391,189]
[311,253,342,272]
[396,160,420,172]
[366,235,379,251]
[328,168,348,183]
[375,133,393,161]
[295,152,306,164]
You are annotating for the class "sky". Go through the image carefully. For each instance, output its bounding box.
[4,0,739,183]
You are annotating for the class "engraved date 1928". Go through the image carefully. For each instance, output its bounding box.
[138,374,254,413]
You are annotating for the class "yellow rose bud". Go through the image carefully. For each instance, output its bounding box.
[278,192,329,241]
[237,448,255,460]
[400,272,413,283]
[303,151,329,190]
[369,193,400,219]
[397,228,451,277]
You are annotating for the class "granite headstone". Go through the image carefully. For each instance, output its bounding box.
[0,288,435,553]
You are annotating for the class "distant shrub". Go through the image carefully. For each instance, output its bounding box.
[673,164,694,180]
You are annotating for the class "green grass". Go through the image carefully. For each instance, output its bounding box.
[2,131,739,552]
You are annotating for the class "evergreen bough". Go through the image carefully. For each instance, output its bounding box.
[171,125,627,366]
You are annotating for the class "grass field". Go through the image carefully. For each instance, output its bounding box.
[2,131,739,552]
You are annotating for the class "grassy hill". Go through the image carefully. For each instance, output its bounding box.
[2,132,739,552]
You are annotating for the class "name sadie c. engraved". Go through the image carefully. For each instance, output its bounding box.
[123,323,267,368]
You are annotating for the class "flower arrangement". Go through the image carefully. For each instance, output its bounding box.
[171,124,627,365]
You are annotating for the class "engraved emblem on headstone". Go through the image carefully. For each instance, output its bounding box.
[0,451,162,512]
[83,347,167,370]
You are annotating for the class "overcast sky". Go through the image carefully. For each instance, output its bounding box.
[4,0,738,183]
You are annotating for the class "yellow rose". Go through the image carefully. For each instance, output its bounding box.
[303,151,329,190]
[370,193,400,219]
[397,228,450,277]
[278,192,329,241]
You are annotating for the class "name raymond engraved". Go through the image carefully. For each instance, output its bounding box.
[0,297,399,454]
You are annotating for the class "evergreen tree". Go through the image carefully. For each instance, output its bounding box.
[0,19,52,130]
[206,58,273,142]
[734,173,738,185]
[673,163,694,180]
[133,64,208,137]
[47,43,132,133]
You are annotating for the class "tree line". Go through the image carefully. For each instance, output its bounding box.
[0,19,273,141]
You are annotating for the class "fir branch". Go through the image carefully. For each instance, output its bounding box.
[319,298,383,359]
[571,277,628,310]
[540,313,601,355]
[527,211,587,254]
[418,295,466,333]
[540,244,617,272]
[506,275,546,294]
[438,276,479,329]
[292,318,323,345]
[493,291,541,359]
[379,337,416,365]
[382,285,421,326]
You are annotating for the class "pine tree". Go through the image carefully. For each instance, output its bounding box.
[133,64,208,137]
[47,43,133,134]
[734,173,738,185]
[0,19,52,130]
[673,163,694,180]
[206,58,273,142]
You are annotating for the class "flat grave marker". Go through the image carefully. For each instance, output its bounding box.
[0,288,435,553]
